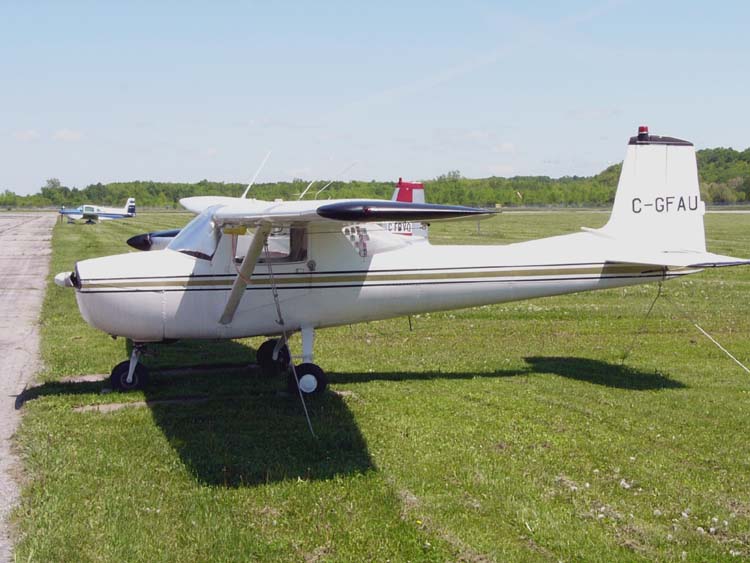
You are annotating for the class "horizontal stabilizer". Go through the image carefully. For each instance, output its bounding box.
[606,247,750,269]
[578,227,750,269]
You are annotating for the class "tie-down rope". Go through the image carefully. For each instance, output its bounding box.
[263,239,317,438]
[622,278,750,375]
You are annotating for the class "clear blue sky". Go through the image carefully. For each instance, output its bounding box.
[1,0,748,195]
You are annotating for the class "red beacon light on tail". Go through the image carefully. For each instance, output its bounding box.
[637,125,649,141]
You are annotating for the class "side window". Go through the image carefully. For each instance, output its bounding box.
[234,226,308,263]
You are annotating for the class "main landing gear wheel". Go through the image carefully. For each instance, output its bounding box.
[288,363,327,395]
[256,339,290,377]
[110,360,150,391]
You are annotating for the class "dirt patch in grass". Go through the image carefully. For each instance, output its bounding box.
[73,396,209,413]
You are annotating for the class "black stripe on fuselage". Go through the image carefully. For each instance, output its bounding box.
[76,262,661,282]
[78,272,679,294]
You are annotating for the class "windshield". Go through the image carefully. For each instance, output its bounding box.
[167,206,221,260]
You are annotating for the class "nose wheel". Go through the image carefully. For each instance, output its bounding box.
[257,338,328,395]
[110,343,150,391]
[288,363,327,395]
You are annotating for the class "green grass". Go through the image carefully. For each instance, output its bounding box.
[13,211,750,561]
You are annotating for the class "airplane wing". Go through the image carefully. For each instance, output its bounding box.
[180,196,242,214]
[315,201,493,222]
[180,196,495,227]
[183,197,494,324]
[61,209,98,221]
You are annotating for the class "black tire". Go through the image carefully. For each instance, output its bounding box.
[288,363,327,395]
[110,360,150,391]
[256,339,290,376]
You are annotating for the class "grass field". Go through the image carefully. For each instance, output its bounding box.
[12,211,750,561]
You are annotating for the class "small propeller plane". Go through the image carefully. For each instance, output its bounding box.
[55,127,749,395]
[60,197,136,223]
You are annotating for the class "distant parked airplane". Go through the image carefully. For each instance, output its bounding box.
[384,178,428,239]
[60,198,136,223]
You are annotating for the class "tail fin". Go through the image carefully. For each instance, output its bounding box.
[125,197,136,216]
[599,126,706,252]
[389,178,428,239]
[392,178,425,203]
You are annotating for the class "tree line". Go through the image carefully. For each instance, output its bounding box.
[2,147,749,209]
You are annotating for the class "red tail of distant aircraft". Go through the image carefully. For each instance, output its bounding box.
[387,178,428,239]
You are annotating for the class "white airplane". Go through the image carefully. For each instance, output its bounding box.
[54,127,748,396]
[125,178,428,251]
[60,197,136,223]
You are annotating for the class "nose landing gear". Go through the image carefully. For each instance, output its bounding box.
[110,343,149,391]
[289,362,327,395]
[256,326,327,396]
[287,326,328,396]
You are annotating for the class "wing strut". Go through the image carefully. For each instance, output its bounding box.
[219,223,272,325]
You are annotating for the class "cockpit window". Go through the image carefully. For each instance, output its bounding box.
[234,226,308,263]
[167,206,221,260]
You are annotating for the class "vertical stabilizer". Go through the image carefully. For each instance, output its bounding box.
[390,178,428,239]
[125,197,136,216]
[392,177,426,204]
[600,127,706,252]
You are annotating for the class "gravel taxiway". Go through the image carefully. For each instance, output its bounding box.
[0,213,56,562]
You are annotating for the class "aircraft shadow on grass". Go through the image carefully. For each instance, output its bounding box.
[16,344,683,488]
[17,337,377,488]
[15,371,375,488]
[330,356,686,391]
[136,340,377,487]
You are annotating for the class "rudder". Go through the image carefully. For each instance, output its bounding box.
[600,126,706,252]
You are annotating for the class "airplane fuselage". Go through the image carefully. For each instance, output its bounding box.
[54,128,748,395]
[60,198,135,222]
[71,224,693,343]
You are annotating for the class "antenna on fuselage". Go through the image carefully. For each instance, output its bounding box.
[297,180,317,200]
[241,151,272,199]
[313,161,358,198]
